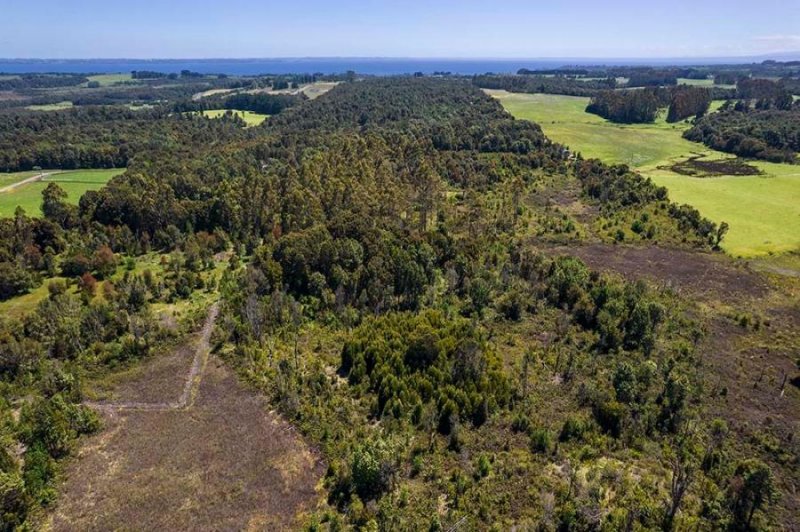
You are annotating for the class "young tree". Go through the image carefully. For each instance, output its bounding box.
[728,459,776,529]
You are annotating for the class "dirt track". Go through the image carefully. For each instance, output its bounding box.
[0,171,56,193]
[85,303,219,412]
[49,304,324,531]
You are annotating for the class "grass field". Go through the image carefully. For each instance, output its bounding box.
[0,168,124,217]
[200,109,269,126]
[87,73,134,86]
[25,101,73,111]
[0,170,43,188]
[489,90,800,257]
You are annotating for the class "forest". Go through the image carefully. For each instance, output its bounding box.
[0,74,796,530]
[684,107,800,162]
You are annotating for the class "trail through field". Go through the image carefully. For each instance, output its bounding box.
[0,171,56,193]
[84,303,219,412]
[49,303,324,531]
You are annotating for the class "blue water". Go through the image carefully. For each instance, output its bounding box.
[0,57,754,76]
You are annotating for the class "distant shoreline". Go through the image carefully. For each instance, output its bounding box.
[1,54,798,76]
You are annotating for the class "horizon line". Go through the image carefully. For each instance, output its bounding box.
[1,52,799,62]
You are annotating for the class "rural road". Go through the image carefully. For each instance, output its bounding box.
[85,302,220,412]
[0,171,57,193]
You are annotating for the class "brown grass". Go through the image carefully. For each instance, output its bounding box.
[47,346,324,531]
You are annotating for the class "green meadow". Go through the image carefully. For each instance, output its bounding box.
[87,73,134,86]
[488,90,800,257]
[0,168,125,217]
[200,109,269,126]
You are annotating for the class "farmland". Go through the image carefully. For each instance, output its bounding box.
[489,90,800,257]
[86,73,134,86]
[0,168,125,217]
[199,109,269,126]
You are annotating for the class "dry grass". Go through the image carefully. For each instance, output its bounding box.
[47,336,324,530]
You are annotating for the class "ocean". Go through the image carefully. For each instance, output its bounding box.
[0,57,766,76]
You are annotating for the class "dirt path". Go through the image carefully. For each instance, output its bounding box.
[0,171,57,193]
[85,303,219,412]
[49,303,324,531]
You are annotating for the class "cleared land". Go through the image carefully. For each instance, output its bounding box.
[199,109,269,126]
[25,101,73,111]
[86,73,134,86]
[0,168,124,217]
[48,306,324,531]
[489,90,800,257]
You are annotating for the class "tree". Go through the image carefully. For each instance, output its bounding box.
[93,245,117,279]
[728,459,776,529]
[713,222,729,250]
[663,434,699,530]
[41,183,73,227]
[0,263,33,301]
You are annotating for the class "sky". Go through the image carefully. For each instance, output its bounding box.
[1,0,799,59]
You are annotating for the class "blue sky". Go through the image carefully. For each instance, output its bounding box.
[1,0,799,59]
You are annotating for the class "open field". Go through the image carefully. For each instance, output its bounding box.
[87,73,134,86]
[25,101,73,111]
[47,307,324,531]
[200,109,269,126]
[0,170,44,188]
[0,168,124,217]
[489,90,800,257]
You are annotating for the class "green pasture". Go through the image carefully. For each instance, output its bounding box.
[87,73,134,86]
[0,168,125,217]
[199,109,269,126]
[488,90,800,257]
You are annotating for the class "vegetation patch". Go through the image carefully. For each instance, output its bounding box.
[24,101,73,112]
[667,155,762,177]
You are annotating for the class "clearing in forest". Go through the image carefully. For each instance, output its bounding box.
[489,90,800,257]
[199,108,269,126]
[0,168,124,217]
[47,306,324,531]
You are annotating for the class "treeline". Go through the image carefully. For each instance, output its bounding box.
[174,92,306,116]
[130,70,169,79]
[736,78,794,109]
[0,105,247,172]
[586,86,714,124]
[473,74,617,97]
[586,89,664,123]
[685,107,800,163]
[0,74,88,91]
[667,86,712,122]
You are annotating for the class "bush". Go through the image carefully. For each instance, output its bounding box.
[529,427,552,454]
[350,442,392,501]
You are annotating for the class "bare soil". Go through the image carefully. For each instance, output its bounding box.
[47,310,324,531]
[546,243,768,302]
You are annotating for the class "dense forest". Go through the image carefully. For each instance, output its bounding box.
[585,89,665,123]
[0,75,795,530]
[472,74,617,97]
[0,75,88,91]
[0,106,254,172]
[666,86,712,122]
[685,107,800,162]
